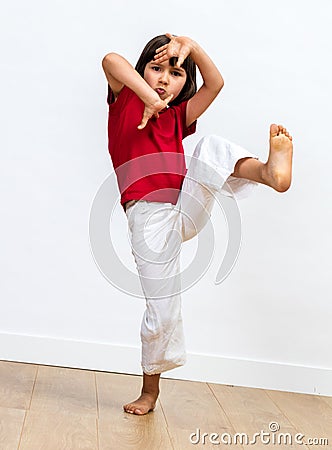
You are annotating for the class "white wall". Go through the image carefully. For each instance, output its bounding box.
[1,0,331,395]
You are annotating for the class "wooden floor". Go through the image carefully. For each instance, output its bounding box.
[0,360,331,449]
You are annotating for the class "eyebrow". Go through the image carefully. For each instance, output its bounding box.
[170,66,185,73]
[150,62,185,73]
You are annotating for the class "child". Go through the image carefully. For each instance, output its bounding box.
[102,33,293,415]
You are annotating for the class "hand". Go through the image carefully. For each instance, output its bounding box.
[137,93,173,130]
[154,33,195,67]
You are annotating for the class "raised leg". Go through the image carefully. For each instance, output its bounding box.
[231,124,293,192]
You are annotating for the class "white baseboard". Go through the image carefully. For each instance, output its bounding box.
[0,332,331,396]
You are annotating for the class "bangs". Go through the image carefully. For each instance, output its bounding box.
[135,34,197,106]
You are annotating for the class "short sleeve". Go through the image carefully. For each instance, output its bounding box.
[107,85,134,110]
[185,117,197,137]
[107,85,115,105]
[176,100,197,139]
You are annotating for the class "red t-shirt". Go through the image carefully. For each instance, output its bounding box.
[107,86,196,208]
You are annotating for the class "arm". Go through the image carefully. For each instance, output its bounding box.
[154,34,224,127]
[102,53,173,129]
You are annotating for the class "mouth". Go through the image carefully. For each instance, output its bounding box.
[156,88,166,96]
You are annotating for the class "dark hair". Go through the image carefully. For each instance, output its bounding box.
[135,34,197,106]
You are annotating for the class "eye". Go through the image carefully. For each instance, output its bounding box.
[151,66,161,72]
[171,71,182,77]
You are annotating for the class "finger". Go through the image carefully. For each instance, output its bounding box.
[153,50,168,61]
[154,49,168,57]
[165,33,173,39]
[176,51,186,67]
[153,54,168,63]
[164,94,173,105]
[137,117,148,130]
[176,56,184,67]
[155,44,168,54]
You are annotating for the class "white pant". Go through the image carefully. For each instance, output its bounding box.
[125,135,258,375]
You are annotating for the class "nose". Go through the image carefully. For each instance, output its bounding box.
[159,70,169,85]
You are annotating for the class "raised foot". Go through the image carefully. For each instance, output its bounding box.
[263,123,293,192]
[123,392,158,415]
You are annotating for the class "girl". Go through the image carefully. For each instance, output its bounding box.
[102,33,293,415]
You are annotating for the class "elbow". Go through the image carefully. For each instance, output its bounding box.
[102,52,117,69]
[210,75,224,96]
[211,79,224,97]
[217,75,224,93]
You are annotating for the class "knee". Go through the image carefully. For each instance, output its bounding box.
[193,135,230,159]
[198,134,228,147]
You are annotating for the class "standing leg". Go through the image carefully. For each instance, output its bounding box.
[123,201,185,414]
[123,373,160,415]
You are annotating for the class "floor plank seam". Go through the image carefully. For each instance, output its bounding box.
[206,383,238,434]
[263,390,310,450]
[16,364,39,450]
[16,409,27,450]
[164,425,175,450]
[94,372,100,450]
[94,371,100,419]
[158,398,170,428]
[158,399,174,450]
[95,417,99,450]
[27,365,39,411]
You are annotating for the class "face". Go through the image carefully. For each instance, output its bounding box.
[143,60,187,102]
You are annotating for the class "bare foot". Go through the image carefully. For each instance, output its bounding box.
[123,391,158,415]
[262,124,293,192]
[123,373,160,415]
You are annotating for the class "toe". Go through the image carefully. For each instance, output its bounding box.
[270,124,279,137]
[278,124,284,134]
[123,403,134,413]
[282,128,293,141]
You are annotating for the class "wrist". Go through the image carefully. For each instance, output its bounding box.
[141,86,160,106]
[187,39,200,59]
[127,71,159,105]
